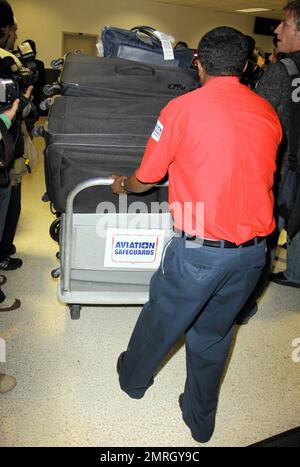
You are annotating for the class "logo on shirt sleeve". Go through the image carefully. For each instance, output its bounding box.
[151,119,164,142]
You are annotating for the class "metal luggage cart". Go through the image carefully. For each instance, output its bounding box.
[56,178,172,319]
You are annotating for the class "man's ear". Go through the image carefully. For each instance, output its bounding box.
[197,59,203,73]
[197,60,206,82]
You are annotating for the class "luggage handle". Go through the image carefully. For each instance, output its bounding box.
[115,63,156,76]
[131,26,161,45]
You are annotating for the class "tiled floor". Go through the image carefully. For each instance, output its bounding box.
[0,130,299,447]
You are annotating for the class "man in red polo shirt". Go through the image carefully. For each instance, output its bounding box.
[111,27,282,443]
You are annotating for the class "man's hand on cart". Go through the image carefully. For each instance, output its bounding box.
[111,173,155,194]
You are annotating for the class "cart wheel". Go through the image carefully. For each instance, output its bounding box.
[49,218,60,243]
[56,251,60,260]
[51,267,60,279]
[70,304,81,320]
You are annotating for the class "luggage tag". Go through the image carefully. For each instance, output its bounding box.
[152,31,175,61]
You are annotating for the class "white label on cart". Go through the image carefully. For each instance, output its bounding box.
[104,228,165,269]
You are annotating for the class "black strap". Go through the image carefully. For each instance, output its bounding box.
[280,58,300,167]
[0,118,14,169]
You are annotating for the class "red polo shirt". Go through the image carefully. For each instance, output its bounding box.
[136,77,282,244]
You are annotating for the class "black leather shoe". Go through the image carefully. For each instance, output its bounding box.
[0,257,23,271]
[117,351,126,375]
[269,272,300,288]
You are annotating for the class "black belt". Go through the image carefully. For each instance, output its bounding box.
[175,230,265,248]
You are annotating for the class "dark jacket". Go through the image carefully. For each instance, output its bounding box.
[255,51,300,183]
[256,51,300,236]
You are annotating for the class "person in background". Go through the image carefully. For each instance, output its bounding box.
[174,40,189,49]
[262,0,300,288]
[0,0,34,394]
[0,0,35,272]
[23,39,46,118]
[0,98,21,394]
[236,0,300,327]
[241,35,264,88]
[0,101,21,313]
[111,27,281,443]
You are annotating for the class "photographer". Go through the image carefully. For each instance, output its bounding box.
[0,98,21,311]
[0,98,21,396]
[0,0,36,271]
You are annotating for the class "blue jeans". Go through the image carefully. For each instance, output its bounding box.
[118,236,266,442]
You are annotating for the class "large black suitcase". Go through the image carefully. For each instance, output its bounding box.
[48,53,199,98]
[44,95,171,213]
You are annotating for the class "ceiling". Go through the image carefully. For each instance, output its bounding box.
[151,0,286,19]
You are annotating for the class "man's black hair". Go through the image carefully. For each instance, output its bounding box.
[0,0,14,33]
[197,26,249,77]
[284,0,300,30]
[174,41,189,49]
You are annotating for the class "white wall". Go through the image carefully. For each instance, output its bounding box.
[10,0,274,67]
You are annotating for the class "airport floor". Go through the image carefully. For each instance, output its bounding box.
[0,129,299,447]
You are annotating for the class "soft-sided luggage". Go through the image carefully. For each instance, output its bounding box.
[46,53,199,98]
[101,25,194,68]
[44,95,171,213]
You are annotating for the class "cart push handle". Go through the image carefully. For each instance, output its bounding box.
[63,177,168,292]
[66,177,168,214]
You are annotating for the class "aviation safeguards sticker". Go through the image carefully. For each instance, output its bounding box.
[151,119,164,142]
[104,228,165,269]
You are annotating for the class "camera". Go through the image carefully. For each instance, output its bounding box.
[13,41,37,74]
[0,77,18,104]
[0,54,37,111]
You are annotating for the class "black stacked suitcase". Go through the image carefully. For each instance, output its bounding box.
[43,54,200,213]
[44,95,172,212]
[51,52,199,98]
